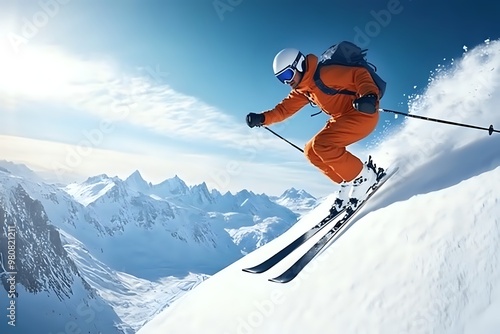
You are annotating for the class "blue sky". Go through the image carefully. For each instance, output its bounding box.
[0,0,499,197]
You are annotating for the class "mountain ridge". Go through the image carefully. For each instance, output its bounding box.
[0,160,319,333]
[0,174,128,333]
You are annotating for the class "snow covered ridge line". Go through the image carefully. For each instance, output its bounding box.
[64,168,317,214]
[0,161,320,332]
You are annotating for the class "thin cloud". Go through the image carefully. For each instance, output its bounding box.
[0,44,296,153]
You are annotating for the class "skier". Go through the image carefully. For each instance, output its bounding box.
[245,47,382,213]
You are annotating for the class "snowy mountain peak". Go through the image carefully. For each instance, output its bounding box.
[235,189,254,199]
[279,187,316,201]
[66,174,118,206]
[273,187,318,215]
[190,182,214,205]
[125,170,151,192]
[191,181,209,193]
[127,169,144,181]
[0,160,42,181]
[84,173,113,184]
[152,174,189,198]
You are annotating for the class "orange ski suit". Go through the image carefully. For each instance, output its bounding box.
[262,54,380,184]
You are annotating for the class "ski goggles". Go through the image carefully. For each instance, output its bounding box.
[275,53,305,84]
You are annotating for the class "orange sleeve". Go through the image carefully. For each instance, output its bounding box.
[262,90,309,125]
[353,67,380,98]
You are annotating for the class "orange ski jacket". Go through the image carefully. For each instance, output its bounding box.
[262,54,380,125]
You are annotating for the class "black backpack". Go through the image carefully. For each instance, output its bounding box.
[313,41,387,99]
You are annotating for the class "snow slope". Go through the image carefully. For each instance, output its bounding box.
[137,40,500,334]
[60,231,208,331]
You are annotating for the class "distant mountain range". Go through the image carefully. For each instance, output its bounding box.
[0,160,319,333]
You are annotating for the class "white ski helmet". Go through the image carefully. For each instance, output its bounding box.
[273,48,305,83]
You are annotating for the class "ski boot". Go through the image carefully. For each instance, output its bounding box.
[329,181,351,216]
[348,156,385,210]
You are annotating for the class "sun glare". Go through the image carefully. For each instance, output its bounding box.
[0,14,86,102]
[0,41,76,100]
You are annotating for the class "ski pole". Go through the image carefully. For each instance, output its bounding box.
[381,108,499,135]
[263,126,304,153]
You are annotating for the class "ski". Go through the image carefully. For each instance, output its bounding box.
[269,167,399,283]
[242,208,346,274]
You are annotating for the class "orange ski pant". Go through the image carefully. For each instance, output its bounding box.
[304,110,379,184]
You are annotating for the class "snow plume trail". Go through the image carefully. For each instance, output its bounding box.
[369,39,500,206]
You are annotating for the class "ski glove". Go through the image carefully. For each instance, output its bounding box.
[353,94,378,114]
[246,113,265,128]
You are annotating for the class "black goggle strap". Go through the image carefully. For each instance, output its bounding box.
[293,52,305,72]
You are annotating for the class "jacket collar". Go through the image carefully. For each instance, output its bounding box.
[295,54,318,92]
